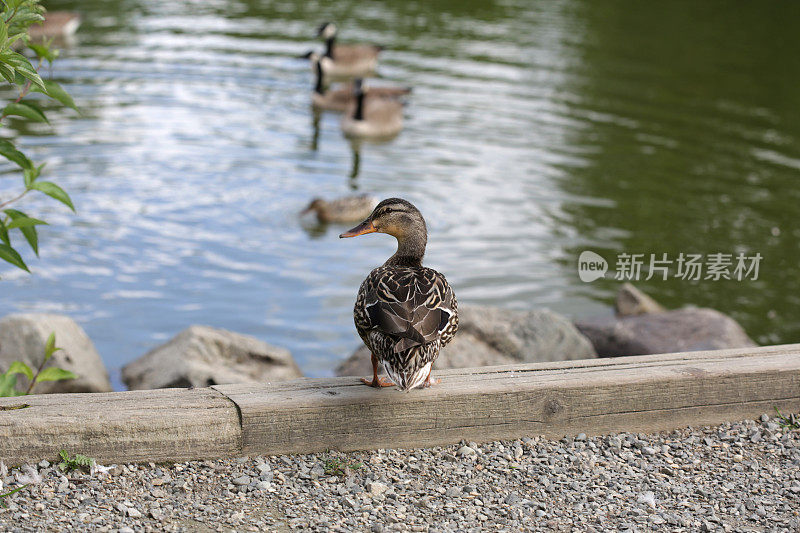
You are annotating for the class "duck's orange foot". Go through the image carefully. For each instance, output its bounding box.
[361,376,395,388]
[422,376,440,388]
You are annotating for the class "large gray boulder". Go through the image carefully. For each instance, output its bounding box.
[576,307,757,357]
[0,313,112,394]
[336,304,596,377]
[122,325,303,390]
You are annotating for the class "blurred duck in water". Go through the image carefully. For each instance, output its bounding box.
[28,11,81,40]
[301,194,377,224]
[311,59,410,112]
[303,22,381,78]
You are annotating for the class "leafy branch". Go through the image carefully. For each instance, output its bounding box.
[0,0,78,275]
[0,331,76,396]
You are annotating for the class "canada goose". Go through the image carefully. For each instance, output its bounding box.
[311,59,410,112]
[313,22,381,78]
[28,11,81,40]
[341,80,404,140]
[300,194,377,224]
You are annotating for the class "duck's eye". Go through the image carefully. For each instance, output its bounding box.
[383,208,394,214]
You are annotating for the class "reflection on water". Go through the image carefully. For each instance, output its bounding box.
[1,0,799,389]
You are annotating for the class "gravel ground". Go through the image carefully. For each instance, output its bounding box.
[1,414,799,532]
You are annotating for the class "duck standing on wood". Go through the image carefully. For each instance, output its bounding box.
[340,198,458,390]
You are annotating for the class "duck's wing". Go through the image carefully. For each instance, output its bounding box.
[359,267,456,353]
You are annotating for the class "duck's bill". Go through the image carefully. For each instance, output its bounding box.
[339,220,376,238]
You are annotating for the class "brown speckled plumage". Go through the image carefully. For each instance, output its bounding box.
[341,198,458,391]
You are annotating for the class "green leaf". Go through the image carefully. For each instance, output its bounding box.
[3,101,47,123]
[0,219,9,246]
[0,51,45,91]
[35,366,76,383]
[0,62,15,84]
[39,80,77,111]
[44,332,59,361]
[0,242,29,271]
[30,181,75,211]
[4,210,47,230]
[23,167,38,187]
[0,372,22,397]
[0,139,33,169]
[0,484,28,506]
[3,209,42,255]
[28,42,56,63]
[6,360,33,381]
[0,19,8,47]
[12,12,45,27]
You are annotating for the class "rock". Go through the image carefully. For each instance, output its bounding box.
[231,475,250,486]
[367,481,388,497]
[0,313,112,394]
[336,304,596,376]
[615,283,665,316]
[121,325,302,390]
[457,446,476,457]
[575,308,756,357]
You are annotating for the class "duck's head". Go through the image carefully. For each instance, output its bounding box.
[340,197,426,240]
[316,22,337,40]
[301,198,325,215]
[341,198,427,264]
[299,50,320,61]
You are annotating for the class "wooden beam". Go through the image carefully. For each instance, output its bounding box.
[1,344,799,465]
[0,388,241,464]
[214,344,800,455]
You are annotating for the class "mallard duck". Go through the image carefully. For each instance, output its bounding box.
[300,194,377,224]
[311,59,410,112]
[312,22,381,78]
[28,11,81,40]
[341,80,403,140]
[340,198,458,391]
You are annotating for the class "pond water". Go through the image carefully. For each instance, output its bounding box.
[2,0,799,389]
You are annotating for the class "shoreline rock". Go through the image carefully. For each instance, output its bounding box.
[0,313,112,394]
[122,325,302,390]
[577,285,756,357]
[337,304,596,377]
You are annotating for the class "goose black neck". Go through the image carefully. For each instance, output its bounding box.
[314,61,324,94]
[324,36,335,58]
[353,90,365,121]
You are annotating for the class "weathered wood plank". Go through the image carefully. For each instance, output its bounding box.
[1,345,799,465]
[214,344,800,456]
[0,388,241,464]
